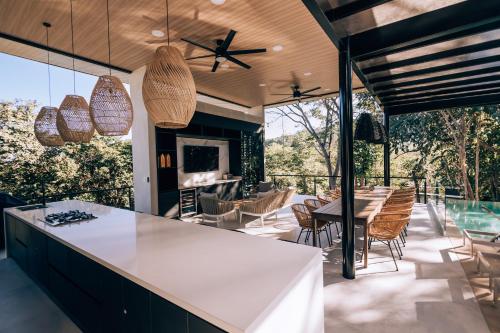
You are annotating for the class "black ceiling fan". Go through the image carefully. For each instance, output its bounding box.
[272,85,322,102]
[181,29,266,72]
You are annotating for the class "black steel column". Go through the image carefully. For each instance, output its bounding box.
[339,37,355,279]
[383,112,390,187]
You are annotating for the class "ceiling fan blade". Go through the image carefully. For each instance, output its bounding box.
[276,96,296,103]
[181,38,215,53]
[226,55,251,69]
[301,94,322,98]
[301,87,321,94]
[227,48,267,55]
[211,61,220,72]
[221,30,237,50]
[185,54,214,60]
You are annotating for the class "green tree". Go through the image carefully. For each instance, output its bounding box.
[0,100,133,207]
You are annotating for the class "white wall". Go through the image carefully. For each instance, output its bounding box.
[176,137,229,188]
[130,66,158,214]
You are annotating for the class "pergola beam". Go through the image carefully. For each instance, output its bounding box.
[350,1,500,60]
[373,64,500,92]
[369,54,500,84]
[384,93,500,115]
[381,82,500,103]
[325,0,391,22]
[378,74,500,98]
[362,39,500,75]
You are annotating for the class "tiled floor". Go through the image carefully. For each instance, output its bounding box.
[0,258,81,333]
[0,199,493,333]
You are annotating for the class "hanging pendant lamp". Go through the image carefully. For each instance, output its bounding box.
[34,22,65,147]
[142,0,196,129]
[57,0,95,143]
[354,113,386,144]
[89,0,133,136]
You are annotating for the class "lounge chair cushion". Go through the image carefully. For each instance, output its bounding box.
[256,189,276,198]
[199,192,218,199]
[258,181,274,192]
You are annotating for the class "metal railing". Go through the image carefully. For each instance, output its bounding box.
[2,181,134,211]
[267,174,428,203]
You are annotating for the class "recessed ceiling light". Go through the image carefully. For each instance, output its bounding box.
[151,30,164,37]
[215,56,227,63]
[272,44,284,52]
[221,63,229,69]
[304,72,312,76]
[324,88,331,91]
[211,0,225,5]
[259,83,266,87]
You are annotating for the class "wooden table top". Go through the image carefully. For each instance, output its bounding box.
[312,188,393,225]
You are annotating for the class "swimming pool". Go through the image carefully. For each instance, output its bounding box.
[446,199,499,236]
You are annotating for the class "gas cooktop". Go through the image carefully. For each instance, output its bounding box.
[43,210,97,226]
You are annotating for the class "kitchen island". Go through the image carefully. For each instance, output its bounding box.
[4,200,324,333]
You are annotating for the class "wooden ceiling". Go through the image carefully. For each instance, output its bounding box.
[0,0,364,107]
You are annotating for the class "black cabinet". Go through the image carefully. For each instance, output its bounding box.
[28,228,48,286]
[151,293,188,333]
[5,214,226,333]
[5,214,28,272]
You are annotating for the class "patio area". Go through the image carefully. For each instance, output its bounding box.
[188,197,494,332]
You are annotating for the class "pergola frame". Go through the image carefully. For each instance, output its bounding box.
[303,0,500,278]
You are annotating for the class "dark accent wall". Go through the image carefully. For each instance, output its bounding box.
[156,111,264,217]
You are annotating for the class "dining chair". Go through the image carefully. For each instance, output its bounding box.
[367,212,410,271]
[304,199,336,244]
[291,204,330,247]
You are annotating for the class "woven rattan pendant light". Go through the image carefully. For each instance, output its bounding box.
[89,0,133,136]
[142,0,196,128]
[57,0,95,143]
[34,22,65,147]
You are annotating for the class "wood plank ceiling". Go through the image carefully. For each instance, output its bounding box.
[0,0,364,107]
[307,0,500,114]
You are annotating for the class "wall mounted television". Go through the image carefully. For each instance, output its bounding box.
[183,145,219,173]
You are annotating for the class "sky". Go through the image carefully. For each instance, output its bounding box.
[0,51,301,140]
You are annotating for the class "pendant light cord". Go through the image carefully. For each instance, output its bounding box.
[44,23,52,106]
[165,0,170,46]
[70,0,76,94]
[106,0,112,75]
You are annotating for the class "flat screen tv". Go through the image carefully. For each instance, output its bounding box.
[183,145,219,173]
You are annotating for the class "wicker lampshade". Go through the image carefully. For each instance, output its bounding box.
[142,46,196,128]
[57,95,95,143]
[89,75,133,136]
[34,106,65,146]
[354,113,386,144]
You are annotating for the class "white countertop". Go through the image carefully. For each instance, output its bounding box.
[178,177,242,190]
[5,200,321,333]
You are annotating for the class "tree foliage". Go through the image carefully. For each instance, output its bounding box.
[0,100,133,207]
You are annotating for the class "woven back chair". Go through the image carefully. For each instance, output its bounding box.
[387,194,414,205]
[329,188,341,200]
[304,198,323,214]
[317,194,332,205]
[239,191,285,227]
[291,204,330,246]
[292,204,313,229]
[199,197,235,223]
[369,213,411,271]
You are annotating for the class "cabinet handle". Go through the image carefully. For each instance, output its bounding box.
[123,309,127,315]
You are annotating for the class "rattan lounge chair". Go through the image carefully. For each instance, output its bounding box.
[239,190,285,227]
[476,251,500,305]
[199,196,236,223]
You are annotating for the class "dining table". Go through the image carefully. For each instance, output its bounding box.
[311,187,393,268]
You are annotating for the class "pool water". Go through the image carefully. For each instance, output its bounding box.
[446,199,499,236]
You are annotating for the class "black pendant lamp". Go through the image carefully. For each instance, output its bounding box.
[354,113,387,144]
